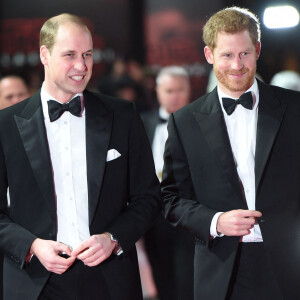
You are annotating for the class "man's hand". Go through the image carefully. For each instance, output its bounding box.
[217,209,262,236]
[30,238,76,274]
[71,234,116,267]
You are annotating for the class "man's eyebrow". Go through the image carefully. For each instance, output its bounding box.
[62,49,93,53]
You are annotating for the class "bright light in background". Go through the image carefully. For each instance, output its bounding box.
[263,5,299,29]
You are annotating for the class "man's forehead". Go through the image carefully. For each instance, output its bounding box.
[53,25,93,51]
[1,78,25,88]
[56,22,91,38]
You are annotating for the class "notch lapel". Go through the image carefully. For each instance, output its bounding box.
[14,92,56,219]
[84,91,113,225]
[255,81,286,194]
[193,89,245,204]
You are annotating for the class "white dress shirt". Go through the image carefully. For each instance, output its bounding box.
[210,79,263,242]
[152,107,169,181]
[41,84,90,250]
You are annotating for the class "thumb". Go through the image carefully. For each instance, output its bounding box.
[57,242,73,256]
[71,241,87,257]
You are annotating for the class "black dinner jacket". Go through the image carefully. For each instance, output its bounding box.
[162,79,300,300]
[141,110,161,145]
[0,90,161,300]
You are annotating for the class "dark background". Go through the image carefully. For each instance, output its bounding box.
[1,0,299,99]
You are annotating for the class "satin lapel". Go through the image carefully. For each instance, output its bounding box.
[14,92,56,219]
[255,81,286,193]
[193,89,245,203]
[148,112,160,144]
[84,91,113,225]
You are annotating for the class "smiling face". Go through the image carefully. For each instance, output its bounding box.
[204,30,260,98]
[40,22,93,103]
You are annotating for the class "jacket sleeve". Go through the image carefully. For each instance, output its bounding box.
[0,131,36,269]
[106,104,161,253]
[161,113,217,243]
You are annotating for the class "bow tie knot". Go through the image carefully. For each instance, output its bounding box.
[222,91,253,115]
[48,96,82,122]
[159,117,168,124]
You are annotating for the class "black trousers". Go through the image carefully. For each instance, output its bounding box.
[38,260,110,300]
[226,243,283,300]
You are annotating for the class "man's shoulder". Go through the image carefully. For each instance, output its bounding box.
[260,80,300,98]
[268,84,300,98]
[259,82,300,112]
[140,110,159,123]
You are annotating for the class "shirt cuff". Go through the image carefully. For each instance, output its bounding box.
[210,212,224,238]
[25,252,34,264]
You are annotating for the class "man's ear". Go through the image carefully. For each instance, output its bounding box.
[40,45,49,66]
[256,42,261,60]
[204,46,214,65]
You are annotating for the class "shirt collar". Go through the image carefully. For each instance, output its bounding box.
[217,78,259,113]
[40,82,84,120]
[159,106,169,121]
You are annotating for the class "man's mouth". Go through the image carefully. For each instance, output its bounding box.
[70,75,84,81]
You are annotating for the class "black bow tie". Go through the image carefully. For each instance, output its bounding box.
[222,91,253,116]
[159,116,168,124]
[47,96,82,122]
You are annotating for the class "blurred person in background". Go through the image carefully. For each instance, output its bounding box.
[98,58,156,113]
[142,66,194,300]
[270,70,300,91]
[0,75,30,109]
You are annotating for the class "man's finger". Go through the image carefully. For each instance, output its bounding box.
[239,210,262,218]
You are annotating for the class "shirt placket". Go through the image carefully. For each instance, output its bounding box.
[62,114,80,247]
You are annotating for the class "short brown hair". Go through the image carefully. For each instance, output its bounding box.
[40,13,89,53]
[203,7,260,50]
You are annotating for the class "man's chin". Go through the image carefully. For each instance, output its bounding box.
[226,81,253,93]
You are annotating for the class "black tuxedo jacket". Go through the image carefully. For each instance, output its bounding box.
[0,90,161,300]
[162,80,300,300]
[141,110,161,145]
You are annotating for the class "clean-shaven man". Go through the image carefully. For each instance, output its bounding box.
[0,13,160,300]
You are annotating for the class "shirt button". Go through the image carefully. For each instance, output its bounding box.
[64,121,68,125]
[66,172,70,176]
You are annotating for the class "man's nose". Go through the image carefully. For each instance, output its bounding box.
[231,57,244,70]
[74,57,87,72]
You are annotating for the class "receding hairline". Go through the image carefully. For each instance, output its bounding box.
[0,75,27,86]
[0,75,28,96]
[156,66,190,86]
[39,13,91,50]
